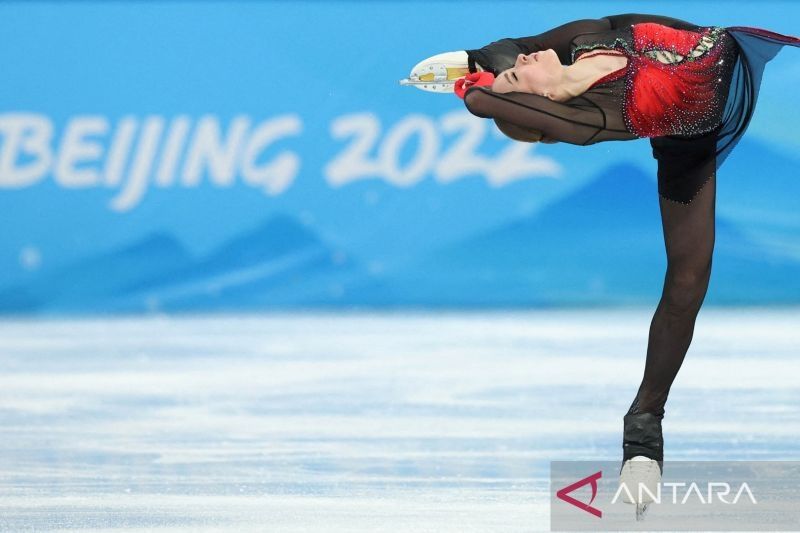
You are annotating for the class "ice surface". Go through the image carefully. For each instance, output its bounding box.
[0,307,798,531]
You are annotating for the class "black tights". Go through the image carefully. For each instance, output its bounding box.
[627,173,716,421]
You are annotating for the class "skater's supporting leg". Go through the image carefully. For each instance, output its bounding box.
[627,173,717,420]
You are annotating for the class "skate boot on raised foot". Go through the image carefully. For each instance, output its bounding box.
[619,412,664,521]
[399,51,482,93]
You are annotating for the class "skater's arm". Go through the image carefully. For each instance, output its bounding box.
[464,86,637,145]
[494,119,544,143]
[494,119,558,143]
[466,13,702,74]
[467,18,612,74]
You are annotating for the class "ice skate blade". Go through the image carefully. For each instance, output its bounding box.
[401,50,475,93]
[398,78,457,93]
[636,503,650,521]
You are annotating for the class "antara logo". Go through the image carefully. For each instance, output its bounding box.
[556,470,603,518]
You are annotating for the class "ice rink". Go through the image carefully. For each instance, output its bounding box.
[0,307,798,531]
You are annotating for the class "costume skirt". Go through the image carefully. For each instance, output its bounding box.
[651,26,800,204]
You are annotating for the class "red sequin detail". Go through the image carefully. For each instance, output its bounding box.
[574,23,732,138]
[625,23,727,137]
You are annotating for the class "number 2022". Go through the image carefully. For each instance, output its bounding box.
[324,111,562,188]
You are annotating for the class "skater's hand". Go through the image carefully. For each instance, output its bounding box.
[466,38,527,75]
[454,71,495,99]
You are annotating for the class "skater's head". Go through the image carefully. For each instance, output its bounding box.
[491,49,563,99]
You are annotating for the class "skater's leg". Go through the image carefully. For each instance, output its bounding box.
[627,172,717,420]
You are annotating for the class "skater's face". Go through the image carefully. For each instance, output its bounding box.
[492,49,562,96]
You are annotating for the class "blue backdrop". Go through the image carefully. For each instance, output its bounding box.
[1,1,799,313]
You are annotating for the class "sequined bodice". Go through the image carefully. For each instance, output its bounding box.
[464,13,798,178]
[568,23,738,138]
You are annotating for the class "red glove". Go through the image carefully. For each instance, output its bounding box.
[454,71,495,99]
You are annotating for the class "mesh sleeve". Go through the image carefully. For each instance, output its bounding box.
[493,119,545,143]
[467,18,612,73]
[466,13,702,74]
[464,87,638,146]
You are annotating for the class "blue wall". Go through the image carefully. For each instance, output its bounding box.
[1,1,799,313]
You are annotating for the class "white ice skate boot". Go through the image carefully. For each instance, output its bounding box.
[619,455,662,520]
[620,412,664,521]
[399,51,483,93]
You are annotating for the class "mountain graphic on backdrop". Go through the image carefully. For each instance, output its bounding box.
[0,233,192,313]
[721,135,800,214]
[118,214,363,312]
[345,161,800,307]
[2,159,800,314]
[712,135,800,260]
[0,214,364,313]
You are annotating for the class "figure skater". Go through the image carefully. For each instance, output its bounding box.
[406,13,800,518]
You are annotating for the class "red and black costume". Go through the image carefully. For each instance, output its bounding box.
[464,14,800,204]
[461,14,800,472]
